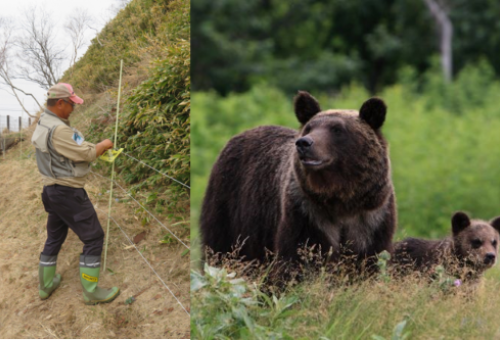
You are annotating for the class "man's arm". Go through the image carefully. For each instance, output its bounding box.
[95,139,113,157]
[52,125,113,162]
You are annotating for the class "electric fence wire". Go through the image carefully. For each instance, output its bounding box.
[90,170,190,250]
[75,101,189,190]
[94,206,190,317]
[121,151,190,190]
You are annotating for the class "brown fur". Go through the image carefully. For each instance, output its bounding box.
[200,92,397,273]
[393,211,500,280]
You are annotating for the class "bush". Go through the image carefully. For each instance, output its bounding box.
[117,38,190,190]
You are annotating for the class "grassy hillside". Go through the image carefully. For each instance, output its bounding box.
[64,0,190,214]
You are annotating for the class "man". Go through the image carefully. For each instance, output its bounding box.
[32,83,120,304]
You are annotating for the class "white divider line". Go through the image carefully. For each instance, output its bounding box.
[121,151,190,190]
[94,207,190,317]
[90,170,190,250]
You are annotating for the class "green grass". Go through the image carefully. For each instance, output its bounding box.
[192,261,500,339]
[62,0,190,92]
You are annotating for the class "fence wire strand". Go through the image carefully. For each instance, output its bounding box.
[121,151,190,189]
[94,207,190,317]
[90,170,190,250]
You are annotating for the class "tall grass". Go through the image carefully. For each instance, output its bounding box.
[192,261,500,339]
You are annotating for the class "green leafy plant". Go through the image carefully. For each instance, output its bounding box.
[191,264,298,339]
[377,250,392,283]
[159,234,174,245]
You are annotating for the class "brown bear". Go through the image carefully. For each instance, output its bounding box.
[200,91,397,271]
[392,211,500,281]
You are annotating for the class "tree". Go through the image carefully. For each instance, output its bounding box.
[17,6,65,88]
[0,17,42,118]
[423,0,453,82]
[65,9,93,68]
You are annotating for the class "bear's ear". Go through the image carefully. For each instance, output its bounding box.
[489,216,500,235]
[359,97,387,130]
[294,91,321,125]
[452,211,471,236]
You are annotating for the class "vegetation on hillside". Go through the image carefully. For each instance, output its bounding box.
[62,0,190,217]
[65,0,189,92]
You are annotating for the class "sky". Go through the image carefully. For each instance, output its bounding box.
[0,0,127,126]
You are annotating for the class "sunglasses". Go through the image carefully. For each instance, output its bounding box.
[62,98,75,108]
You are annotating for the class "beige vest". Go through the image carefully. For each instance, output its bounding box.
[32,109,90,180]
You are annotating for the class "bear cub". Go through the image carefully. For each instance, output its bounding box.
[200,91,396,271]
[393,211,500,280]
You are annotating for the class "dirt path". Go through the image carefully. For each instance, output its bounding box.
[0,142,190,339]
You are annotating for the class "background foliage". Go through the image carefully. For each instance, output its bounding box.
[192,0,500,95]
[192,62,500,242]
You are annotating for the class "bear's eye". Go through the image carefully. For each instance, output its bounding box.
[304,125,311,134]
[330,125,343,134]
[471,239,483,249]
[493,239,498,247]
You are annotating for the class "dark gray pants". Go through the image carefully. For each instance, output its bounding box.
[41,184,104,256]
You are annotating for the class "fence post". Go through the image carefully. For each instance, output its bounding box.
[1,117,3,160]
[2,116,5,159]
[19,117,23,160]
[103,59,124,272]
[6,115,10,131]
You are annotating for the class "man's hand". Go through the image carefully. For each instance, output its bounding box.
[96,139,114,157]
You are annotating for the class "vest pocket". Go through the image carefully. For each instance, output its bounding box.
[32,124,50,153]
[72,161,91,177]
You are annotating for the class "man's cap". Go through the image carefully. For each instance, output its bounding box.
[47,83,84,104]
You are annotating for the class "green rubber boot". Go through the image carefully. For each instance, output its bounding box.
[38,254,62,300]
[79,254,120,305]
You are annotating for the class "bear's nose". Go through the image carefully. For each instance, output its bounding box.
[296,136,314,154]
[485,253,496,264]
